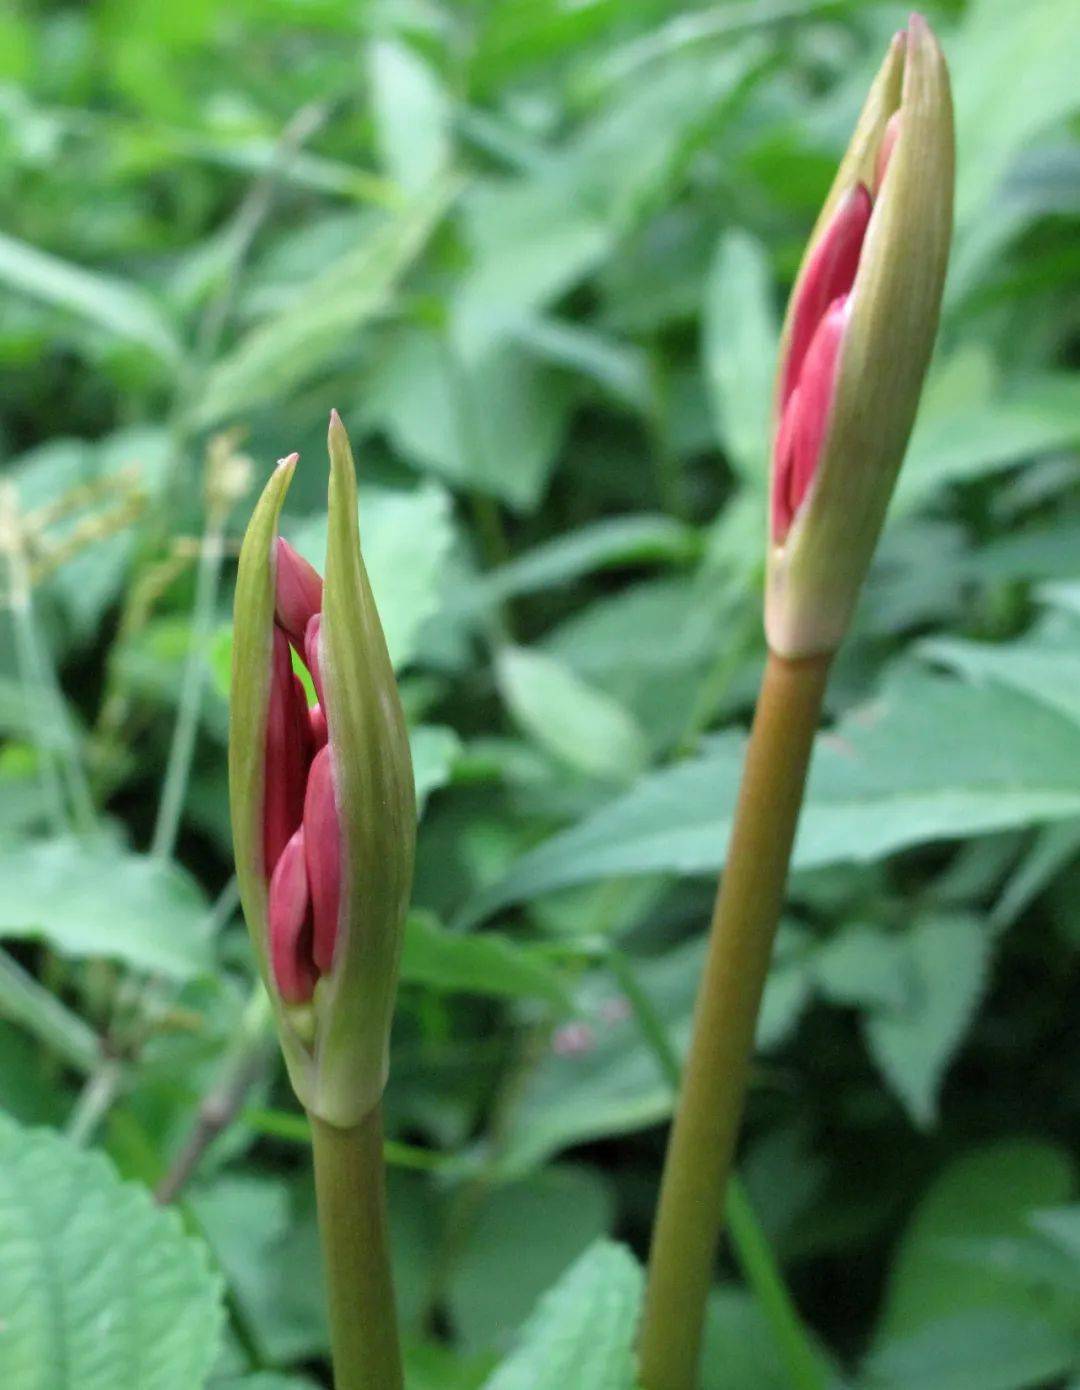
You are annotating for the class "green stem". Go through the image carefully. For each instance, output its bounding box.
[310,1107,404,1390]
[608,949,826,1390]
[638,650,830,1390]
[66,1060,125,1146]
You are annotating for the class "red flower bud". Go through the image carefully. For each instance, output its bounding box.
[274,537,323,647]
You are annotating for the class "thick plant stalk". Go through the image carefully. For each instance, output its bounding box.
[638,650,830,1390]
[310,1107,403,1390]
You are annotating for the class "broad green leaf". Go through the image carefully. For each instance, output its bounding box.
[701,1287,790,1390]
[211,1378,321,1390]
[811,923,909,1012]
[864,1308,1077,1390]
[450,1167,614,1353]
[873,1140,1076,1348]
[401,912,570,1007]
[460,669,1080,924]
[496,646,648,782]
[0,837,211,978]
[469,515,698,609]
[897,351,1080,513]
[411,725,463,815]
[480,1240,642,1390]
[924,619,1080,727]
[362,325,572,512]
[952,0,1080,229]
[0,1114,223,1390]
[194,182,454,428]
[290,480,455,671]
[863,915,991,1128]
[497,931,811,1171]
[702,229,777,481]
[191,1176,326,1366]
[369,39,451,194]
[0,229,182,364]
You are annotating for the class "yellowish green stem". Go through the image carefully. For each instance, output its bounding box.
[310,1107,403,1390]
[638,650,830,1390]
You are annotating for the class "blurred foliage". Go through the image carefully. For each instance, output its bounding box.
[1,0,1080,1386]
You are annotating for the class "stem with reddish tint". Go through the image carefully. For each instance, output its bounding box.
[310,1107,403,1390]
[638,651,831,1390]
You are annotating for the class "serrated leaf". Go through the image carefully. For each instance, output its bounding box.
[863,916,991,1127]
[401,913,570,1007]
[0,837,211,979]
[460,669,1080,925]
[0,1114,223,1390]
[480,1240,642,1390]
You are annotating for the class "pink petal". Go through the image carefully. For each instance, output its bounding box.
[263,628,309,880]
[268,827,318,1004]
[788,295,850,519]
[309,703,328,748]
[274,538,323,648]
[771,383,803,541]
[780,183,871,410]
[303,745,342,974]
[304,614,325,709]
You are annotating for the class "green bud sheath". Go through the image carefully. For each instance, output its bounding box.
[229,415,415,1127]
[766,14,954,657]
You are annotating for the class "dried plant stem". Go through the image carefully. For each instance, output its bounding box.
[638,650,830,1390]
[310,1107,403,1390]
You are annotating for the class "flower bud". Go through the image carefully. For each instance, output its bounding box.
[229,413,416,1126]
[766,12,954,657]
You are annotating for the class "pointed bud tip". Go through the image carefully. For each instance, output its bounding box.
[275,452,300,473]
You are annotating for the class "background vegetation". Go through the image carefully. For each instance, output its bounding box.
[1,0,1079,1386]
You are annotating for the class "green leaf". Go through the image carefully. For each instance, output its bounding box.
[194,182,454,428]
[401,913,570,1007]
[290,480,456,671]
[0,1114,223,1390]
[864,1308,1077,1390]
[0,837,211,979]
[811,923,909,1012]
[363,325,572,512]
[496,646,648,782]
[701,1287,789,1390]
[0,229,182,365]
[470,515,698,608]
[411,725,463,815]
[863,915,991,1128]
[450,1167,614,1353]
[369,39,451,194]
[923,620,1080,727]
[873,1140,1076,1348]
[479,1240,642,1390]
[702,229,777,481]
[497,932,810,1170]
[460,669,1080,924]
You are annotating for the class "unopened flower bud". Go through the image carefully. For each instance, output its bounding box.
[766,12,954,657]
[229,413,416,1126]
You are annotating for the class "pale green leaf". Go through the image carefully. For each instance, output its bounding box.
[401,912,570,1007]
[369,39,451,194]
[0,837,211,979]
[194,182,454,428]
[290,480,455,671]
[480,1240,642,1390]
[496,646,648,782]
[702,228,777,481]
[863,915,991,1127]
[0,229,182,364]
[461,670,1080,924]
[0,1114,223,1390]
[451,1167,614,1354]
[873,1140,1076,1347]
